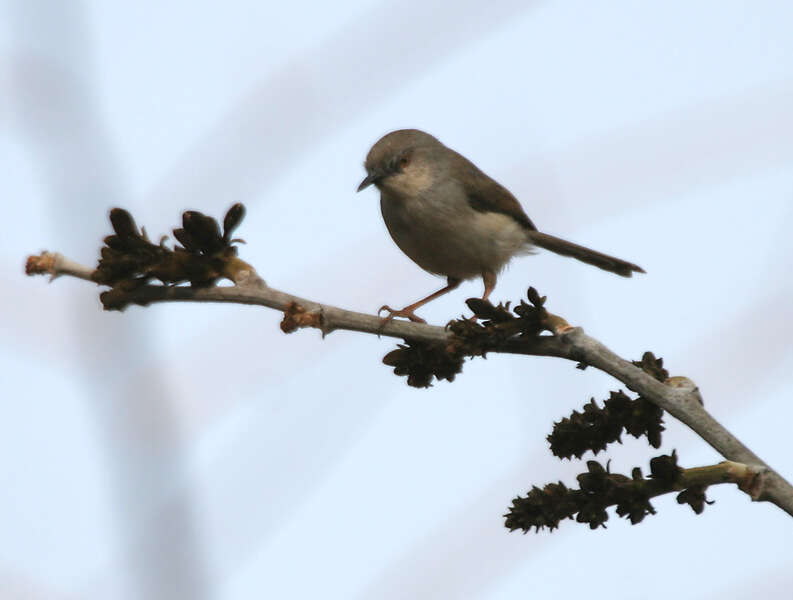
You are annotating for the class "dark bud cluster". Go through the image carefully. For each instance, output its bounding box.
[382,341,464,388]
[633,351,669,382]
[450,287,552,353]
[503,481,580,533]
[505,452,706,533]
[462,287,549,335]
[94,204,246,310]
[548,389,665,459]
[649,450,683,485]
[384,288,552,387]
[172,203,245,257]
[676,485,714,514]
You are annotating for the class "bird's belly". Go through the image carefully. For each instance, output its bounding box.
[380,194,529,280]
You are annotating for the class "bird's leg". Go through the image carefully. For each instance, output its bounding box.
[481,270,497,302]
[379,277,461,325]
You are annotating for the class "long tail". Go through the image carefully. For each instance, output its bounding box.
[528,231,645,277]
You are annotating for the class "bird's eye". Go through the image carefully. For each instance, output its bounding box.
[399,155,410,169]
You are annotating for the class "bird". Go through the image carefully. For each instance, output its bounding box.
[357,129,644,323]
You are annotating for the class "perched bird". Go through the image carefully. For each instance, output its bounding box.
[357,129,644,323]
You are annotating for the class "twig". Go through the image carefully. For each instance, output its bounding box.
[506,459,767,532]
[26,251,96,282]
[25,251,793,517]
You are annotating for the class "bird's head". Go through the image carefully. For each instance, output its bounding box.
[357,129,442,196]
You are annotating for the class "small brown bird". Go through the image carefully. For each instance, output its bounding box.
[357,129,644,323]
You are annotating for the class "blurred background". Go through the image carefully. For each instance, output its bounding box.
[3,1,793,598]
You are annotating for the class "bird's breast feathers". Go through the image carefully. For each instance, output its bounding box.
[380,190,530,279]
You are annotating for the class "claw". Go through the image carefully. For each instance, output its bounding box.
[378,304,427,325]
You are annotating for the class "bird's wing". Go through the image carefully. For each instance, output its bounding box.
[450,149,537,231]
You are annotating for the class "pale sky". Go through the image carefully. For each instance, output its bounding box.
[2,1,793,598]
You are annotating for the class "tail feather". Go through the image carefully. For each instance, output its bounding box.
[529,231,645,277]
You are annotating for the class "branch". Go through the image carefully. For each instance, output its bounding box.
[506,456,765,532]
[26,251,96,281]
[25,209,793,520]
[25,251,570,355]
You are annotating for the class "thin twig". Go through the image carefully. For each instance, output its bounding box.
[506,459,767,532]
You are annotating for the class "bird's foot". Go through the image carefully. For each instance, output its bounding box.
[378,305,427,326]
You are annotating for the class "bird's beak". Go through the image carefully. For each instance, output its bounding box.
[357,172,378,192]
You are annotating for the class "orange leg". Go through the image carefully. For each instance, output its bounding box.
[379,277,461,324]
[481,270,497,302]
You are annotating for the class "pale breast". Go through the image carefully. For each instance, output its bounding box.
[380,189,530,280]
